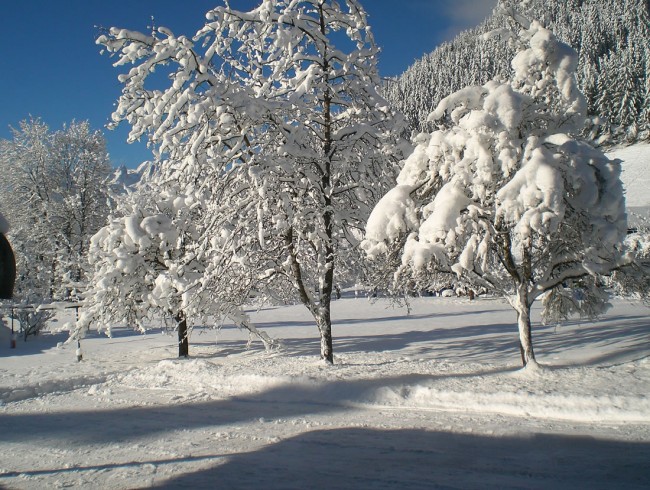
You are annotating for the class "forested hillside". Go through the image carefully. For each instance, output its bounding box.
[384,0,650,145]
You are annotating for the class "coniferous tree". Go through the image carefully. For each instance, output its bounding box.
[384,0,650,145]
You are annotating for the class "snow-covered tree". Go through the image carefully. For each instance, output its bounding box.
[97,0,403,363]
[0,118,112,302]
[74,180,276,357]
[362,19,628,367]
[607,229,650,305]
[384,0,650,146]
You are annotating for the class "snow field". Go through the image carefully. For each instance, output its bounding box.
[1,295,649,488]
[2,142,647,488]
[612,142,650,226]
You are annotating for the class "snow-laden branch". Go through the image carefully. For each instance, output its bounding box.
[362,19,628,367]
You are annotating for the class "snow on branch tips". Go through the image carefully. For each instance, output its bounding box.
[362,16,628,368]
[95,0,405,363]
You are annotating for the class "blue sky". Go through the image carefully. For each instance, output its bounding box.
[0,1,497,168]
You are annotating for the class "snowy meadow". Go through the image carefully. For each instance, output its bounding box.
[1,293,650,489]
[1,0,650,488]
[2,143,649,489]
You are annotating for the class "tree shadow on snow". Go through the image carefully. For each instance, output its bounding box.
[0,328,69,357]
[155,428,650,489]
[4,428,648,489]
[200,310,649,368]
[197,322,520,364]
[532,316,650,367]
[0,369,513,446]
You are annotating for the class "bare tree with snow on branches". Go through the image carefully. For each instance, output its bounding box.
[96,0,404,363]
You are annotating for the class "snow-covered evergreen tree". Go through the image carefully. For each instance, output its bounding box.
[384,0,650,146]
[363,19,628,367]
[97,0,403,363]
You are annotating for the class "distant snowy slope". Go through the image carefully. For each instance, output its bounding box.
[608,143,650,226]
[610,143,650,208]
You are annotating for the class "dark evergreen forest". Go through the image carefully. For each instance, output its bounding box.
[383,0,650,146]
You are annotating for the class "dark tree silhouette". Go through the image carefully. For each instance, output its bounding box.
[0,233,16,299]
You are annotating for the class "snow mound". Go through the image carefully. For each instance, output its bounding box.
[0,374,110,404]
[112,358,315,400]
[371,384,649,423]
[87,355,650,424]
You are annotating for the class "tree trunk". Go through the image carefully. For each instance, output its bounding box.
[284,227,335,363]
[175,311,189,358]
[317,0,335,365]
[316,305,334,364]
[317,241,335,363]
[515,287,536,367]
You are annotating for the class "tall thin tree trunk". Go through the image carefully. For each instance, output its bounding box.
[316,300,334,364]
[175,311,189,358]
[515,286,535,367]
[511,236,536,367]
[318,2,335,365]
[318,209,335,364]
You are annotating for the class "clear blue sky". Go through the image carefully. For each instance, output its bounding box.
[0,0,497,168]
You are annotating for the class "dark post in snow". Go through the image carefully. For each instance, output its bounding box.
[0,233,16,300]
[75,307,83,361]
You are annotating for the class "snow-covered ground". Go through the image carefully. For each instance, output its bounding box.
[612,142,650,226]
[1,293,649,489]
[0,143,648,489]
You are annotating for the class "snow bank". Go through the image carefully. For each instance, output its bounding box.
[1,373,110,404]
[123,353,650,424]
[114,358,306,398]
[367,360,650,423]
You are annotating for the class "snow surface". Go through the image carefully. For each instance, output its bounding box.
[1,294,649,489]
[0,143,647,488]
[610,142,650,226]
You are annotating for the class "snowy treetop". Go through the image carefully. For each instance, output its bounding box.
[363,18,627,303]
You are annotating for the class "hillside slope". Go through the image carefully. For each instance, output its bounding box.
[384,0,650,145]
